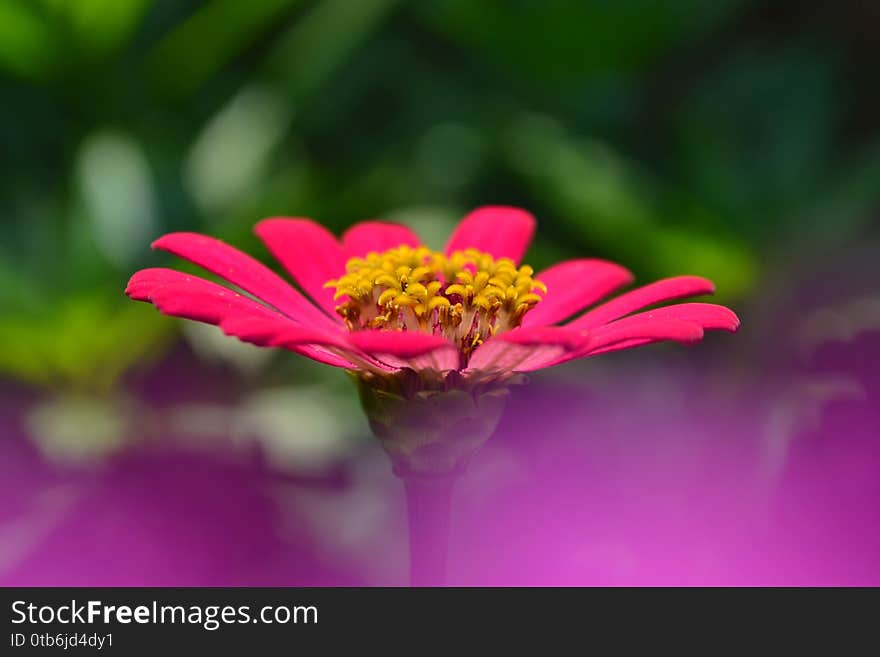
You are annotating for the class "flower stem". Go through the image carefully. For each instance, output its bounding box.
[403,474,455,587]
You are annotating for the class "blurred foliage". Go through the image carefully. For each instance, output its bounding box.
[0,291,171,392]
[0,0,878,393]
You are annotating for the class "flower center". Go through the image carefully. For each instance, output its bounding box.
[324,245,546,356]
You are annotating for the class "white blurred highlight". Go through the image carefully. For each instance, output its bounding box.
[186,84,292,213]
[76,130,158,268]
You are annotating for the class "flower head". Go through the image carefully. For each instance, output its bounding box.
[126,206,739,386]
[127,206,739,474]
[325,244,545,362]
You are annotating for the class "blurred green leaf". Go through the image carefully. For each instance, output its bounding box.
[0,291,173,392]
[803,143,880,245]
[149,0,305,97]
[506,113,758,299]
[0,0,57,79]
[0,0,151,80]
[43,0,151,56]
[266,0,403,99]
[673,46,839,238]
[421,0,751,83]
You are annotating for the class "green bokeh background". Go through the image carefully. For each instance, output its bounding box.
[0,0,878,464]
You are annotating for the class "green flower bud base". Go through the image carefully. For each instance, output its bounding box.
[355,369,515,478]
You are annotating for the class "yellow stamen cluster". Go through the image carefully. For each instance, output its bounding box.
[324,245,546,356]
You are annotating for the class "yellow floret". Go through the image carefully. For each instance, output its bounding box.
[324,244,546,354]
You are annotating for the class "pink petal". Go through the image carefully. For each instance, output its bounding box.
[445,206,536,263]
[254,218,347,317]
[342,220,422,257]
[152,232,338,329]
[466,326,589,373]
[580,338,654,357]
[126,268,279,324]
[125,267,192,301]
[218,315,347,349]
[589,317,705,348]
[618,303,740,332]
[566,275,716,330]
[348,330,460,371]
[127,269,351,368]
[219,315,357,369]
[493,326,587,349]
[539,318,706,369]
[522,258,634,327]
[575,304,739,358]
[217,315,360,369]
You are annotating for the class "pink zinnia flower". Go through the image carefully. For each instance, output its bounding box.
[126,206,739,381]
[127,205,741,585]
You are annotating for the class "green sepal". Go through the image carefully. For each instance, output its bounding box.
[354,369,521,477]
